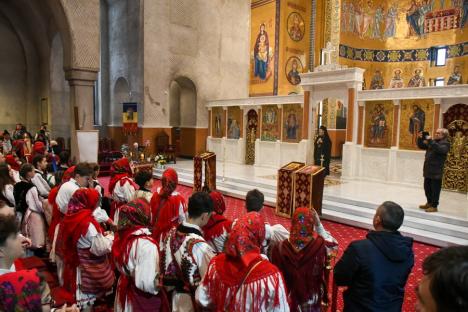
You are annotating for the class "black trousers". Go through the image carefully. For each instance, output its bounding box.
[424,178,442,208]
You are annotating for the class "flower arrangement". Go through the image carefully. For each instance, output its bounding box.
[154,154,167,168]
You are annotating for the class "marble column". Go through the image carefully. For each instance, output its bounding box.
[239,108,244,138]
[346,87,355,142]
[223,107,228,138]
[357,103,364,145]
[208,109,212,137]
[65,69,98,161]
[302,91,310,140]
[392,101,400,147]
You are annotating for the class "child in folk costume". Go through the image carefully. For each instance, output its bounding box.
[55,163,110,224]
[196,211,290,312]
[112,199,170,312]
[56,163,91,214]
[270,208,338,312]
[60,188,115,310]
[13,163,47,257]
[133,170,154,203]
[109,158,137,221]
[160,192,216,312]
[202,191,232,253]
[5,154,21,183]
[31,154,51,199]
[55,164,111,286]
[150,168,186,242]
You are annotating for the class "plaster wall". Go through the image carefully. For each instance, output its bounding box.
[50,34,71,140]
[143,0,251,128]
[107,0,144,126]
[0,16,27,131]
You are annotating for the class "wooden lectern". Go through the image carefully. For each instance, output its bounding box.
[276,162,305,217]
[193,152,216,192]
[293,165,326,215]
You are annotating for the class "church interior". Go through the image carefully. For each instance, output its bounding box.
[0,0,467,311]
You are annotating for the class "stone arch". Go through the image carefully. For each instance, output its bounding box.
[169,76,198,157]
[113,77,131,124]
[169,77,197,128]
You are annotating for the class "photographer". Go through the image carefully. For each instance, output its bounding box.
[417,128,450,213]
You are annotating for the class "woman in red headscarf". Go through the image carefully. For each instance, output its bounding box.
[109,158,137,221]
[5,154,21,183]
[196,211,289,312]
[150,168,187,241]
[270,207,337,312]
[202,191,232,253]
[112,199,169,312]
[60,188,115,308]
[47,166,74,264]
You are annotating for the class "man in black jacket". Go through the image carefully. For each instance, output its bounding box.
[334,201,414,312]
[417,128,450,213]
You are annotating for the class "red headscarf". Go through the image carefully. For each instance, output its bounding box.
[202,191,232,245]
[62,166,76,183]
[161,168,178,196]
[32,142,46,156]
[203,212,283,311]
[150,168,186,240]
[289,207,316,251]
[5,154,20,171]
[0,269,43,311]
[60,188,102,294]
[113,198,153,268]
[224,211,265,267]
[109,158,133,194]
[209,191,226,215]
[112,199,156,309]
[270,207,327,311]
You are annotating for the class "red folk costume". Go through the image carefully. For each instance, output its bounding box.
[61,188,114,304]
[196,212,289,312]
[202,191,232,253]
[112,199,170,312]
[109,157,137,220]
[49,166,76,261]
[0,269,44,312]
[150,168,187,241]
[271,208,333,312]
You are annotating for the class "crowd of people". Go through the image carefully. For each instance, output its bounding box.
[0,123,467,312]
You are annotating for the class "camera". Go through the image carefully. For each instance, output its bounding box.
[422,131,430,140]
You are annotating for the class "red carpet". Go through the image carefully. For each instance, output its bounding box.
[100,177,439,311]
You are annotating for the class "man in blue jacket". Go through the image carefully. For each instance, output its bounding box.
[334,201,414,312]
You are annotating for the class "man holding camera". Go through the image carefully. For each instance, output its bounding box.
[417,128,450,213]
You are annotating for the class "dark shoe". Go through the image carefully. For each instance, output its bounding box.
[425,206,438,213]
[419,203,430,209]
